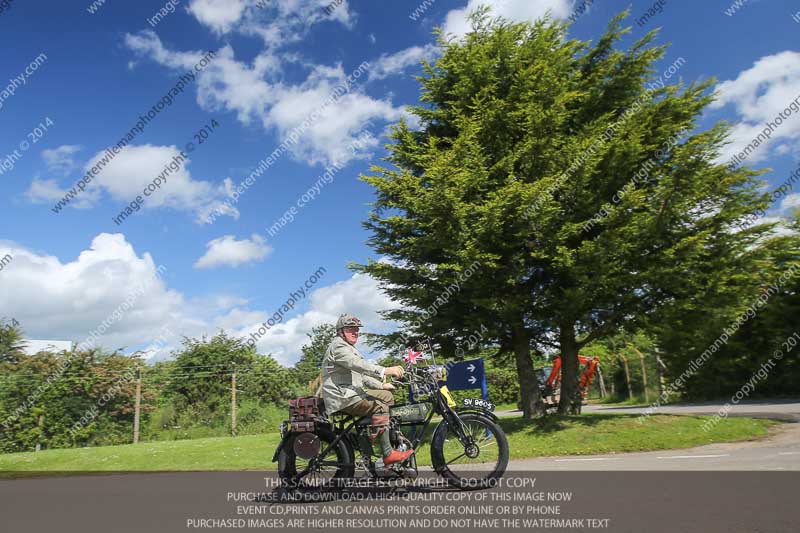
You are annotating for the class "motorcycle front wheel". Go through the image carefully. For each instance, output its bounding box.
[431,412,509,490]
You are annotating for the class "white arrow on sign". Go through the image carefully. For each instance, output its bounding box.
[468,376,477,384]
[467,364,476,372]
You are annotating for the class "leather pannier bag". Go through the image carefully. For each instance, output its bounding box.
[287,396,322,433]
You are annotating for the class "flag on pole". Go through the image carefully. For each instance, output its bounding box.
[404,348,425,364]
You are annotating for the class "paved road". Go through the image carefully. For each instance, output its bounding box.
[582,399,800,421]
[496,399,800,421]
[497,400,800,470]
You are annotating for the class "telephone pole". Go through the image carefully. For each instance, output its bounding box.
[133,368,142,444]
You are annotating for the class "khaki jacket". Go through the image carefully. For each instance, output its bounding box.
[320,336,385,414]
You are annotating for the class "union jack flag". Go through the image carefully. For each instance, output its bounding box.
[403,348,425,364]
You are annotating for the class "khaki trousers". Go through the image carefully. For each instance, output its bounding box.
[339,389,394,416]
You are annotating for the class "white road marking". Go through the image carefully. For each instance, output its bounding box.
[777,452,800,456]
[554,457,619,462]
[656,454,730,459]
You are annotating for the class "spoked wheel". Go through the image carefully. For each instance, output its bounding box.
[277,426,354,489]
[431,412,509,489]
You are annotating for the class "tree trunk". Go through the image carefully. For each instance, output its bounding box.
[512,323,545,419]
[620,355,633,400]
[631,346,649,402]
[558,322,581,414]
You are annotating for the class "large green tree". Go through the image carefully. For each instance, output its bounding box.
[294,324,336,391]
[652,213,800,400]
[356,9,775,416]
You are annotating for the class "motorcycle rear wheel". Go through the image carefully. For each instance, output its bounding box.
[277,425,354,488]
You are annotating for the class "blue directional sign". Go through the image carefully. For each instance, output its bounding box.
[447,358,488,399]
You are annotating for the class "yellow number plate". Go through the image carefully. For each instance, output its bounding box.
[439,385,457,407]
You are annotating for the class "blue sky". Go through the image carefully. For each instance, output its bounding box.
[1,0,798,365]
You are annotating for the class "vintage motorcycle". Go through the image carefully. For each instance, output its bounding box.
[273,363,508,489]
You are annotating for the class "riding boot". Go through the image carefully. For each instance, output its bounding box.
[378,428,393,457]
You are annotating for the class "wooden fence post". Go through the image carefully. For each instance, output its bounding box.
[630,346,649,402]
[35,414,44,452]
[619,355,633,400]
[231,365,237,438]
[133,368,142,444]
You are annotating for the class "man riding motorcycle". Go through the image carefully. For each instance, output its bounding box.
[320,313,414,466]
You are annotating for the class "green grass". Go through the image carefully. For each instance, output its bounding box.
[593,396,653,407]
[500,414,776,459]
[0,414,777,478]
[493,402,519,412]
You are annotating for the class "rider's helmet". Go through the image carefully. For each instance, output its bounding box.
[336,313,363,331]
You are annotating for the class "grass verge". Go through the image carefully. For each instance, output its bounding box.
[0,414,778,478]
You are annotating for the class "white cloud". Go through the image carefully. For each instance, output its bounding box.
[41,145,82,175]
[732,215,795,238]
[187,0,248,34]
[185,0,355,40]
[442,0,573,38]
[1,234,404,364]
[25,177,99,208]
[125,32,406,166]
[310,0,355,28]
[267,63,403,165]
[780,193,800,212]
[368,44,439,81]
[124,30,206,70]
[80,144,236,223]
[211,294,250,310]
[0,234,189,357]
[27,143,239,223]
[194,234,272,269]
[192,45,278,125]
[231,272,401,365]
[709,51,800,164]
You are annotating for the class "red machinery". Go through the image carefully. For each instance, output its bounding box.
[539,355,600,409]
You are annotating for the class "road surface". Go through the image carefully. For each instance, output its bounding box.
[582,399,800,421]
[497,400,800,470]
[496,399,800,421]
